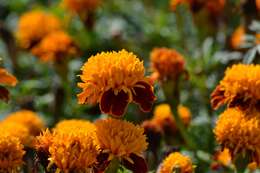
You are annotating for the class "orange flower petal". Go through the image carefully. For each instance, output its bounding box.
[0,68,17,86]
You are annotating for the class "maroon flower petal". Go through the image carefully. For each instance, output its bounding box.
[0,86,9,102]
[100,89,130,117]
[132,81,156,112]
[122,154,148,173]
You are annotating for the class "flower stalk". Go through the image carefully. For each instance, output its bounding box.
[162,80,196,150]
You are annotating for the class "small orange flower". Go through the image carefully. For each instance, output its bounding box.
[170,0,188,11]
[63,0,101,14]
[0,122,31,146]
[77,49,156,117]
[17,11,61,49]
[214,108,260,165]
[230,26,245,49]
[150,47,186,81]
[31,31,78,63]
[159,152,193,173]
[211,64,260,110]
[152,104,191,134]
[4,110,45,136]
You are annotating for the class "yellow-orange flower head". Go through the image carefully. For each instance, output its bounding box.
[4,110,44,136]
[0,133,25,173]
[150,47,186,81]
[230,26,245,50]
[152,104,191,134]
[48,129,99,172]
[77,49,156,117]
[63,0,101,14]
[0,122,31,145]
[34,120,99,172]
[211,64,260,110]
[95,118,147,161]
[214,108,260,164]
[17,11,61,49]
[31,31,78,63]
[159,152,193,173]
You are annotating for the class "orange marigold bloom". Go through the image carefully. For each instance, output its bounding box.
[152,104,191,134]
[31,31,78,63]
[63,0,101,14]
[214,108,260,165]
[159,152,193,173]
[35,120,99,173]
[0,133,25,173]
[211,64,260,110]
[95,118,147,161]
[0,122,31,145]
[230,26,245,49]
[150,47,186,81]
[77,49,156,117]
[17,11,61,49]
[4,110,44,136]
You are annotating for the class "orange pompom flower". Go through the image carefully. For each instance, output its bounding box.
[150,47,186,81]
[0,133,25,173]
[95,118,148,172]
[214,108,260,165]
[34,119,99,173]
[230,26,245,49]
[4,110,44,136]
[158,152,193,173]
[0,68,17,102]
[77,49,156,117]
[152,104,191,134]
[0,122,31,145]
[31,31,78,63]
[17,11,61,49]
[211,64,260,110]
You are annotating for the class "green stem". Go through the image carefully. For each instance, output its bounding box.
[162,80,196,150]
[105,158,120,173]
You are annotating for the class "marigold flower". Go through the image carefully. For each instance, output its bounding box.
[34,120,99,172]
[230,26,245,49]
[63,0,101,14]
[31,31,78,63]
[48,130,99,172]
[211,64,260,110]
[152,104,191,134]
[0,122,31,145]
[159,152,193,173]
[0,133,25,173]
[95,118,147,161]
[150,47,186,81]
[214,108,260,165]
[17,11,61,49]
[77,49,156,117]
[256,0,260,11]
[4,110,44,136]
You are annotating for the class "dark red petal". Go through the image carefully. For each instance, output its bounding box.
[0,86,9,102]
[100,89,129,117]
[122,154,148,173]
[132,81,156,112]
